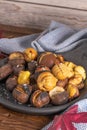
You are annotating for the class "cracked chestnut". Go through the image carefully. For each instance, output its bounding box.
[12,84,33,104]
[30,90,50,108]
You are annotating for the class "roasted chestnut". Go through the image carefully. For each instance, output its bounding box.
[74,65,86,80]
[30,90,50,108]
[52,63,74,80]
[56,78,68,88]
[12,64,25,76]
[18,71,30,84]
[67,84,79,100]
[8,59,25,66]
[37,72,58,91]
[23,48,38,62]
[27,60,38,74]
[8,51,25,60]
[76,82,85,89]
[35,65,50,73]
[12,84,32,104]
[8,51,25,66]
[49,87,69,105]
[38,52,56,68]
[6,75,17,91]
[55,54,64,65]
[32,65,51,81]
[69,73,83,86]
[0,64,13,80]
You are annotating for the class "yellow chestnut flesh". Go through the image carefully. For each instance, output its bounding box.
[18,71,30,84]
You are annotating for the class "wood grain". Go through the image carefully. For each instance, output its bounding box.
[0,105,53,130]
[0,24,42,38]
[15,0,87,10]
[0,1,87,30]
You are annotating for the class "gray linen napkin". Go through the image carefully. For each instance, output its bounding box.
[0,21,87,54]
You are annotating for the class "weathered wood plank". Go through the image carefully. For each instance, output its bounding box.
[0,1,87,30]
[0,105,52,130]
[0,24,42,35]
[9,0,87,10]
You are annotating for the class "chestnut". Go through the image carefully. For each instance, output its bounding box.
[38,52,56,68]
[0,64,13,80]
[8,52,25,66]
[12,84,33,104]
[18,71,30,85]
[74,65,86,80]
[55,54,64,65]
[12,64,25,76]
[31,65,51,81]
[8,59,25,66]
[30,65,51,85]
[6,76,18,91]
[27,60,38,74]
[67,84,79,100]
[35,65,50,73]
[49,87,69,105]
[56,78,68,88]
[8,51,25,60]
[52,63,74,80]
[37,72,58,91]
[23,48,38,62]
[76,82,85,89]
[30,90,50,108]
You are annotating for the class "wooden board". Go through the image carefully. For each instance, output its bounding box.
[0,0,87,30]
[15,0,87,10]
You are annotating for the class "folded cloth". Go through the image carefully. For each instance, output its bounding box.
[0,21,87,54]
[42,99,87,130]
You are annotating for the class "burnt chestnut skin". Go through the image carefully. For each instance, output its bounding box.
[0,64,13,80]
[30,90,50,108]
[12,84,33,104]
[6,76,18,91]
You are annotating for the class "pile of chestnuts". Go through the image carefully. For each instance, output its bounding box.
[0,48,86,108]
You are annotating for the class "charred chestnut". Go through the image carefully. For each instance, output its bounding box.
[12,64,25,76]
[56,78,68,88]
[12,84,33,104]
[0,64,13,80]
[6,76,17,91]
[35,65,50,73]
[30,90,50,108]
[27,60,38,74]
[8,51,25,66]
[8,59,25,66]
[49,87,69,105]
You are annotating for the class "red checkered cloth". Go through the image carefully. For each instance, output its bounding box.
[42,99,87,130]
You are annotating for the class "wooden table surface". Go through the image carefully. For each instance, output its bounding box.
[0,25,54,130]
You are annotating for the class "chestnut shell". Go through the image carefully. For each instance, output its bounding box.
[38,52,56,68]
[51,91,69,105]
[30,90,50,108]
[12,84,33,104]
[6,76,18,91]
